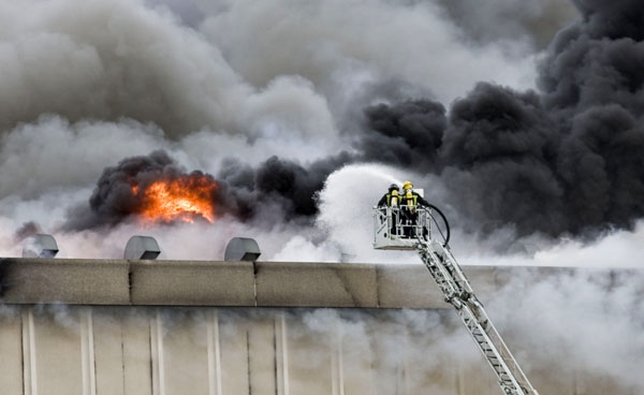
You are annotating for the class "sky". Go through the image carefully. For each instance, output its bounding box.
[1,0,644,391]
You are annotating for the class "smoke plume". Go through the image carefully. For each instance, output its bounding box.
[1,0,641,249]
[355,1,644,241]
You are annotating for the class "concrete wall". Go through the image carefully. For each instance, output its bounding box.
[0,305,634,395]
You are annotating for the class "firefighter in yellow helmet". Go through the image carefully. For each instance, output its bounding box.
[377,183,401,237]
[400,180,430,237]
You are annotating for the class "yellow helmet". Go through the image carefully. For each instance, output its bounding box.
[402,180,413,190]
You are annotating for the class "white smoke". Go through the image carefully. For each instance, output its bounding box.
[314,163,436,263]
[199,0,541,105]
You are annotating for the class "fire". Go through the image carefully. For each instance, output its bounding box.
[134,175,217,223]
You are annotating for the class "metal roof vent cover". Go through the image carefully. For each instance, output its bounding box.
[22,234,59,258]
[124,236,161,260]
[224,237,261,261]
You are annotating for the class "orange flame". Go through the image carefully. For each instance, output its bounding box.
[134,175,217,223]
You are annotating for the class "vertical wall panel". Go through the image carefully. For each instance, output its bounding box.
[247,317,278,395]
[573,370,627,395]
[206,310,223,395]
[0,305,637,395]
[284,311,335,395]
[92,308,127,395]
[161,309,210,395]
[150,310,166,395]
[520,363,575,394]
[274,313,289,395]
[33,307,84,395]
[334,317,376,395]
[218,310,251,394]
[22,309,37,395]
[458,361,498,395]
[0,310,22,395]
[80,309,97,395]
[121,309,153,395]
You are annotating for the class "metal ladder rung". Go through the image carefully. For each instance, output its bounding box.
[416,240,539,395]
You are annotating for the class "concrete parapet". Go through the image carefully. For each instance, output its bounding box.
[129,260,256,306]
[0,258,130,305]
[376,264,449,308]
[255,261,378,307]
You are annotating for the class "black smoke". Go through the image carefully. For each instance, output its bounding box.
[360,100,446,171]
[70,1,644,241]
[64,150,219,229]
[213,152,354,225]
[539,0,644,236]
[438,83,567,237]
[358,1,644,240]
[66,150,354,229]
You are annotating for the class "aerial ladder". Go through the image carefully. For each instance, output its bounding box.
[373,202,539,395]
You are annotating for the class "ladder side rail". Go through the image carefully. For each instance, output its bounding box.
[464,299,539,395]
[422,240,473,297]
[417,243,464,305]
[455,304,528,395]
[417,245,522,391]
[434,242,476,294]
[416,240,539,395]
[437,244,538,394]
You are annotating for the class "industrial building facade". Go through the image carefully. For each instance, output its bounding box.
[0,258,637,395]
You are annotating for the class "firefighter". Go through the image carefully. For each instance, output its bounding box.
[399,180,430,238]
[377,184,401,237]
[377,183,400,207]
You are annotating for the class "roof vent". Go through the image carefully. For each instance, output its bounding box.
[124,236,161,260]
[224,237,261,262]
[22,234,59,258]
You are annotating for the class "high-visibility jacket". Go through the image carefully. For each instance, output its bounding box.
[401,190,429,212]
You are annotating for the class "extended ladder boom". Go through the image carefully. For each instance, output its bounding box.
[417,238,539,395]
